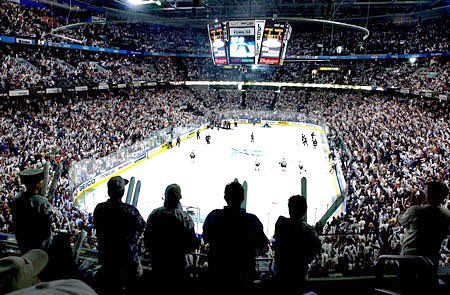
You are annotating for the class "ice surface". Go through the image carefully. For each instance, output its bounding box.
[79,124,340,238]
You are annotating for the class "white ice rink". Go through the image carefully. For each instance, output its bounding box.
[78,124,341,238]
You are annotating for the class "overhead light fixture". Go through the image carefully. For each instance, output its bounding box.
[128,0,161,5]
[409,57,417,64]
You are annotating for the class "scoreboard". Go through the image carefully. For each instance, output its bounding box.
[208,20,292,66]
[208,22,228,65]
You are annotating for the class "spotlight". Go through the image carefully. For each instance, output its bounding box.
[128,0,160,5]
[409,57,417,64]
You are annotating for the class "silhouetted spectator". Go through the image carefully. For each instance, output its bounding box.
[0,249,48,293]
[272,195,321,293]
[93,176,145,295]
[398,181,450,278]
[203,180,268,293]
[144,184,199,292]
[12,169,53,254]
[6,279,98,295]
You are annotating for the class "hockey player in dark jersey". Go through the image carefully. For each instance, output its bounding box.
[279,158,287,172]
[302,134,308,146]
[255,158,260,171]
[190,150,196,163]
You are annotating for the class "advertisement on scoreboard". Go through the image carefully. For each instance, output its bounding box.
[208,23,228,65]
[259,22,288,65]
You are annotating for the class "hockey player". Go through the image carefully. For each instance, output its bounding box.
[196,130,200,140]
[176,136,181,147]
[302,134,308,146]
[190,150,196,163]
[255,158,260,171]
[279,158,287,172]
[298,162,306,174]
[312,138,318,149]
[205,134,211,144]
[251,132,254,143]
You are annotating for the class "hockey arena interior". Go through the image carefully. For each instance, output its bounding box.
[0,1,449,294]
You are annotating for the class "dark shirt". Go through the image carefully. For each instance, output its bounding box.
[203,207,268,284]
[144,204,199,274]
[273,216,321,284]
[12,192,53,253]
[94,199,145,266]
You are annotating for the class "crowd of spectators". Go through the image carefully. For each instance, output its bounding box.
[0,1,59,38]
[0,88,449,281]
[0,1,449,291]
[1,43,449,95]
[0,88,204,244]
[0,2,449,56]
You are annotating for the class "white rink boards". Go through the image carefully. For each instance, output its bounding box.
[79,124,341,238]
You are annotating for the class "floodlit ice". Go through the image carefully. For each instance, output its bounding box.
[79,124,341,238]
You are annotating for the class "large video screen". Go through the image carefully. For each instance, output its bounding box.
[229,36,255,58]
[228,26,255,64]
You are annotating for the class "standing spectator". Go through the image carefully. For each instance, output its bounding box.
[272,195,321,293]
[12,169,53,254]
[93,176,145,295]
[6,279,98,295]
[398,181,450,279]
[144,184,199,293]
[203,180,268,293]
[0,249,48,293]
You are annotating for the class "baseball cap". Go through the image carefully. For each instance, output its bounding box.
[107,176,129,193]
[6,279,97,295]
[164,184,181,209]
[0,249,49,293]
[19,169,44,185]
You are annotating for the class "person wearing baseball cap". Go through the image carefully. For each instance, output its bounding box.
[144,184,199,292]
[12,169,53,254]
[93,175,145,295]
[0,249,48,293]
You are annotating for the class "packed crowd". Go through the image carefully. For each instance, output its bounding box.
[0,1,59,38]
[0,88,449,281]
[1,43,449,95]
[0,88,205,240]
[287,19,449,56]
[0,1,449,56]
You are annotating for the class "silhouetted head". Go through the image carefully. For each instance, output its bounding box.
[288,195,307,219]
[19,169,44,194]
[224,180,244,209]
[107,176,129,200]
[164,184,182,209]
[425,181,449,205]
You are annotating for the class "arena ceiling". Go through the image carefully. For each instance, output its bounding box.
[106,0,447,19]
[48,0,448,27]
